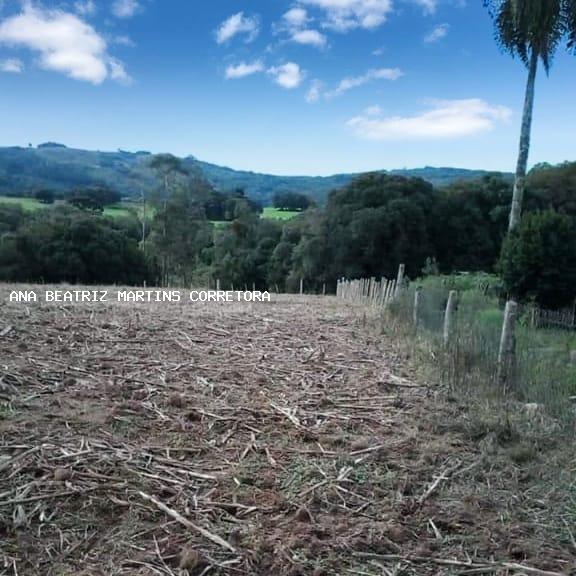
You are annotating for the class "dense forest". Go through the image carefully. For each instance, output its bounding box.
[0,159,574,309]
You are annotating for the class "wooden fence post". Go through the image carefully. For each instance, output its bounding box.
[395,264,405,298]
[443,290,457,346]
[413,288,422,329]
[388,280,396,305]
[497,300,518,388]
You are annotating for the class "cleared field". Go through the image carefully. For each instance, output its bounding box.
[261,207,300,221]
[0,286,572,575]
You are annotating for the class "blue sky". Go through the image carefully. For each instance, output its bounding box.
[0,0,574,176]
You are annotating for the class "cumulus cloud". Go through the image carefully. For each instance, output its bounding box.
[111,0,140,19]
[424,23,449,43]
[298,0,393,31]
[347,98,512,140]
[277,7,326,50]
[0,57,23,73]
[283,7,309,27]
[225,60,264,79]
[0,5,130,84]
[216,12,259,44]
[268,62,304,89]
[291,29,327,47]
[326,67,403,98]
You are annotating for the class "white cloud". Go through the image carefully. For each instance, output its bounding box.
[363,104,382,116]
[424,23,449,43]
[326,67,403,98]
[283,7,309,27]
[347,98,512,140]
[0,57,23,73]
[114,34,135,47]
[225,60,264,79]
[268,62,304,89]
[291,29,327,47]
[74,0,96,16]
[278,7,326,50]
[111,0,140,19]
[0,5,130,84]
[216,12,259,44]
[108,57,131,84]
[306,79,323,102]
[411,0,437,14]
[298,0,393,31]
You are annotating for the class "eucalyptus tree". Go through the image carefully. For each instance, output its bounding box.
[148,154,188,285]
[484,0,576,231]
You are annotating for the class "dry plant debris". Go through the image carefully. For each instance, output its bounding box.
[0,286,574,575]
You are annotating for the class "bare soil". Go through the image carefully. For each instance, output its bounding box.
[0,287,574,575]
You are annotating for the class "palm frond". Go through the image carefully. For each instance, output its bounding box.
[484,0,566,73]
[563,0,576,51]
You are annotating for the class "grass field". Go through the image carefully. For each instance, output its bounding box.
[261,206,300,220]
[0,195,46,211]
[0,195,140,219]
[0,196,300,223]
[103,203,139,218]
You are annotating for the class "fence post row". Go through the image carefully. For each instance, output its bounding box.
[336,264,407,309]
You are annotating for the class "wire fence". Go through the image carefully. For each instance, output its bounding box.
[337,276,576,436]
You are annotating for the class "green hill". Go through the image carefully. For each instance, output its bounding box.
[0,144,511,205]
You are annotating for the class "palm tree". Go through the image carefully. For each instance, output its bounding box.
[485,0,576,385]
[484,0,576,231]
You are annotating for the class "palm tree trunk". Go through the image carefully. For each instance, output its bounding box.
[498,50,539,388]
[508,49,538,232]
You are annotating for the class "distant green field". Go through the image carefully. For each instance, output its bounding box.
[261,207,300,221]
[0,196,300,223]
[103,204,139,218]
[0,195,46,211]
[0,196,142,219]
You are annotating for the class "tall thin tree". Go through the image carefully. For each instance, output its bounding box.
[484,0,576,231]
[149,154,188,285]
[485,0,576,385]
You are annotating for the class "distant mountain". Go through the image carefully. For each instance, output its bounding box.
[0,144,511,205]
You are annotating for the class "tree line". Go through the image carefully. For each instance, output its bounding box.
[0,160,575,309]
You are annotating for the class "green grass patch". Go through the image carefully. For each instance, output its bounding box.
[210,220,230,228]
[261,207,300,221]
[0,195,47,211]
[0,196,149,220]
[103,204,137,218]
